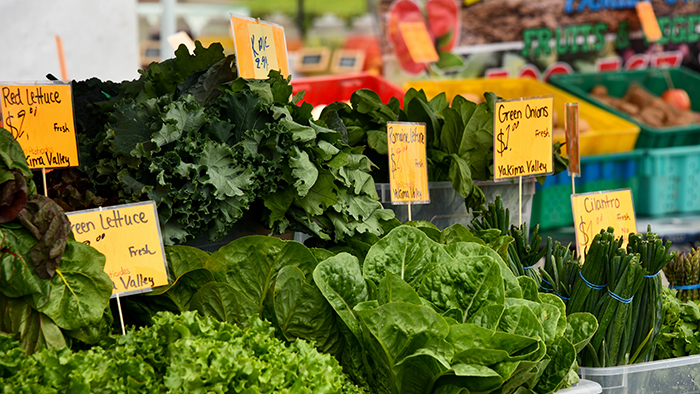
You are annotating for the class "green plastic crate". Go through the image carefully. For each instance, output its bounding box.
[637,145,700,216]
[549,68,700,148]
[532,150,643,230]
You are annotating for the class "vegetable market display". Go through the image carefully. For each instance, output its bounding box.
[3,38,700,394]
[90,224,598,394]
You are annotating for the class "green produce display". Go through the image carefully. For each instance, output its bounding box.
[0,129,113,354]
[539,240,580,303]
[0,311,365,393]
[626,228,674,363]
[52,42,393,245]
[319,89,568,211]
[470,195,546,285]
[664,248,700,302]
[656,288,700,361]
[114,225,596,394]
[566,227,673,368]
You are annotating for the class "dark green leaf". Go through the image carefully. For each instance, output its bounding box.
[363,225,452,288]
[418,256,505,323]
[274,265,343,356]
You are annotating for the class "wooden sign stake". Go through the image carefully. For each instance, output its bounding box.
[42,168,48,197]
[518,175,523,228]
[55,35,68,81]
[115,293,126,335]
[565,102,580,195]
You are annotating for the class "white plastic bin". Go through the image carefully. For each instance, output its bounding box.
[578,355,700,394]
[375,179,536,230]
[555,379,603,394]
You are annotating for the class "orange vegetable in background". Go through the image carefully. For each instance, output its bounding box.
[661,88,691,111]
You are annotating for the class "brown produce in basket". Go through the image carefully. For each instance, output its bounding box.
[590,83,700,128]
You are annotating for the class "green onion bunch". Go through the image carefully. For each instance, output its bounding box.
[470,195,545,284]
[539,239,581,303]
[568,227,653,368]
[626,227,674,363]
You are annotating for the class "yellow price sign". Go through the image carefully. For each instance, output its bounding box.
[0,83,78,169]
[571,189,637,258]
[636,1,663,43]
[398,21,440,64]
[230,14,289,79]
[493,97,554,180]
[66,201,169,296]
[387,122,429,205]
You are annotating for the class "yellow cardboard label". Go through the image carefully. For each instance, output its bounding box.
[636,1,663,43]
[66,201,169,296]
[398,21,439,64]
[230,15,289,79]
[493,97,554,180]
[571,189,636,258]
[387,122,429,204]
[0,84,78,168]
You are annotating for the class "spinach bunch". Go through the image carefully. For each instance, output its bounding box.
[122,224,597,394]
[0,129,113,354]
[321,89,569,211]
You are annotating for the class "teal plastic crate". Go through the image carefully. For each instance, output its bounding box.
[532,151,643,230]
[637,145,700,216]
[549,68,700,148]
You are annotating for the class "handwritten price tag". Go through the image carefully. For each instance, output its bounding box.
[387,122,429,205]
[398,21,439,64]
[636,1,662,43]
[66,201,169,296]
[0,83,78,169]
[493,97,554,180]
[230,14,289,79]
[571,189,636,258]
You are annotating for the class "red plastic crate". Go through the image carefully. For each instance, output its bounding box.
[291,73,405,107]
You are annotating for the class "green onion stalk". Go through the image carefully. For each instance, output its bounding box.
[626,227,674,364]
[566,228,621,317]
[582,249,645,367]
[470,195,544,284]
[539,239,581,304]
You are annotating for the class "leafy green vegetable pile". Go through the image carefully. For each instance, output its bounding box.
[656,288,700,360]
[60,42,393,245]
[0,128,113,354]
[0,311,365,393]
[319,89,568,210]
[115,224,596,394]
